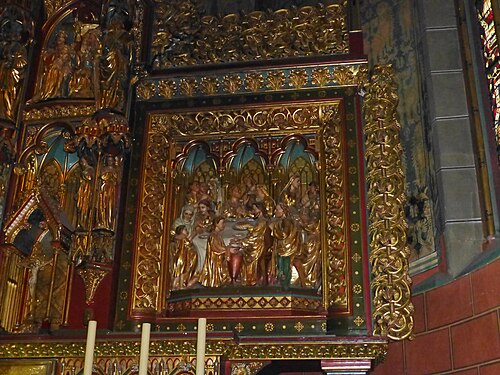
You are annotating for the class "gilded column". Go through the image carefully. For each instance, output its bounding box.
[363,65,414,341]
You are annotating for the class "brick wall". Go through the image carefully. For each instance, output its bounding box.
[373,258,500,375]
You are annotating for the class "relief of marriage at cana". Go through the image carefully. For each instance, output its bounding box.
[169,175,322,292]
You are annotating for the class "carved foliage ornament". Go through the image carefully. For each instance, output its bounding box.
[137,65,368,101]
[0,340,387,361]
[151,1,349,68]
[151,106,321,138]
[363,65,414,341]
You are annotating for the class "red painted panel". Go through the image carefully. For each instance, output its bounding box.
[411,293,426,334]
[426,276,473,329]
[406,329,452,375]
[451,312,500,368]
[471,259,500,314]
[66,269,113,330]
[371,341,404,375]
[480,361,500,375]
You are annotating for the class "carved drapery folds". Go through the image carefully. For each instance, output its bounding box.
[97,1,134,112]
[364,65,414,341]
[151,0,349,69]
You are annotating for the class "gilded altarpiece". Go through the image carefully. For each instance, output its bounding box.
[113,59,373,339]
[0,1,415,374]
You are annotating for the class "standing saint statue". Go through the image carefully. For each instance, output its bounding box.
[297,210,321,288]
[170,225,199,290]
[76,155,95,230]
[96,155,120,231]
[0,6,30,121]
[97,19,132,111]
[199,216,231,287]
[241,202,272,286]
[269,202,305,288]
[0,41,28,121]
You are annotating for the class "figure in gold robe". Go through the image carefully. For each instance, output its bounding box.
[0,42,27,121]
[36,30,73,100]
[279,175,301,218]
[193,199,215,235]
[221,184,246,219]
[297,211,321,288]
[199,217,231,287]
[96,155,120,231]
[270,203,306,287]
[69,26,100,98]
[76,155,95,230]
[171,225,199,290]
[97,19,132,111]
[241,202,272,286]
[255,184,275,218]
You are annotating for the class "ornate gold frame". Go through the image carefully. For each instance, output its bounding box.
[131,100,350,316]
[124,63,414,340]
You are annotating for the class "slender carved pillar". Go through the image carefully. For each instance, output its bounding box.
[66,112,129,304]
[363,65,414,341]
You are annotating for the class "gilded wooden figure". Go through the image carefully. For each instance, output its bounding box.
[36,30,73,100]
[198,217,231,287]
[96,155,120,231]
[0,5,30,121]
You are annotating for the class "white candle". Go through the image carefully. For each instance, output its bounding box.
[83,320,97,375]
[195,318,207,375]
[138,323,151,375]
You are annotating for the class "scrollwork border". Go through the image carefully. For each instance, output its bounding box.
[363,65,414,341]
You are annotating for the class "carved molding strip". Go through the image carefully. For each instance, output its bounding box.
[0,341,228,358]
[363,65,414,340]
[23,104,95,122]
[131,129,170,310]
[321,105,347,308]
[168,295,322,312]
[150,105,322,137]
[136,64,368,101]
[0,339,387,361]
[228,341,388,360]
[151,1,349,69]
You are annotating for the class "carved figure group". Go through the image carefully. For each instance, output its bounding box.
[170,175,322,291]
[33,16,132,111]
[76,154,121,232]
[36,31,74,100]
